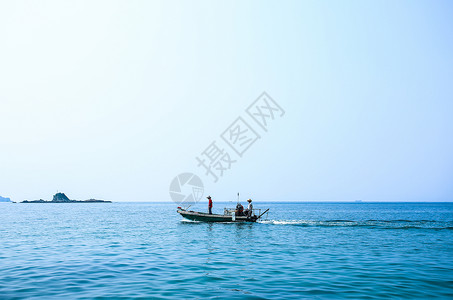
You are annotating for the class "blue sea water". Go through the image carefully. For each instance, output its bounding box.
[1,202,452,299]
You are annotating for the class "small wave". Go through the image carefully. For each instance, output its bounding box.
[325,220,356,223]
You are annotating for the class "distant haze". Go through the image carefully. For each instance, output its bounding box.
[1,1,452,202]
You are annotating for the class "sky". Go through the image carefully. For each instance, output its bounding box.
[0,0,452,202]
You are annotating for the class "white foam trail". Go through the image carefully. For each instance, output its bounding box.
[180,219,201,223]
[258,220,309,225]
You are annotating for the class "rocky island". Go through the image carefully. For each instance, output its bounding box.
[0,196,12,202]
[22,192,111,203]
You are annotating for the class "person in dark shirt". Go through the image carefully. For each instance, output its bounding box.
[236,203,244,216]
[207,196,213,214]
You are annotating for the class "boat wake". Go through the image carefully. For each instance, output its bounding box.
[258,219,453,229]
[180,219,201,223]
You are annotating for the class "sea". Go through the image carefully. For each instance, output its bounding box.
[1,202,452,299]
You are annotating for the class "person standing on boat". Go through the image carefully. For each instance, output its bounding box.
[207,196,213,214]
[246,199,253,217]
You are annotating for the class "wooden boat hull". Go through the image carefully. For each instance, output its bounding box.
[177,208,258,222]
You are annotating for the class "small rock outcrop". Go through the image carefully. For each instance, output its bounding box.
[0,196,11,202]
[53,193,70,202]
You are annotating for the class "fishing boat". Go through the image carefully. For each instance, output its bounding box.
[177,207,269,223]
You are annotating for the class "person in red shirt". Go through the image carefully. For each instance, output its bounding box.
[207,196,213,214]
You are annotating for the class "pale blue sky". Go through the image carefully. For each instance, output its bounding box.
[1,0,452,202]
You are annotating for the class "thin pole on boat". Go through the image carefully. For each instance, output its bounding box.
[256,208,270,220]
[237,193,239,204]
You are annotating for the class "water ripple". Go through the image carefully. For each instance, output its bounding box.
[0,202,452,299]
